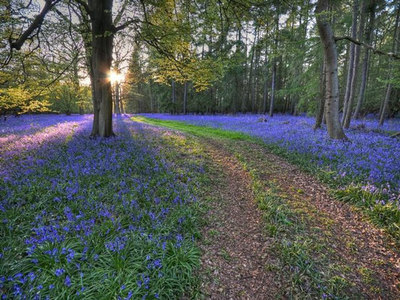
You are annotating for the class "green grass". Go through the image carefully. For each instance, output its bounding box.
[132,116,254,141]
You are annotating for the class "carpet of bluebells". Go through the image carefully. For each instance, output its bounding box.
[0,115,202,299]
[143,114,400,208]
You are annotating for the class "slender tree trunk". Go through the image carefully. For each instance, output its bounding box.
[344,0,365,128]
[354,0,376,119]
[241,24,249,112]
[120,93,124,114]
[379,3,400,126]
[171,79,176,114]
[183,81,188,114]
[114,82,121,114]
[314,57,326,129]
[269,63,276,117]
[316,0,347,139]
[269,11,279,117]
[262,40,269,114]
[342,0,359,125]
[89,0,114,137]
[249,27,258,113]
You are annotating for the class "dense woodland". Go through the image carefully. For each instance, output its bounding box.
[1,0,399,137]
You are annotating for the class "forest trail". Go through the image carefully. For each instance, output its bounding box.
[137,120,400,299]
[197,140,279,299]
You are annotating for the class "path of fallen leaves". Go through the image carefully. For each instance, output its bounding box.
[198,140,280,299]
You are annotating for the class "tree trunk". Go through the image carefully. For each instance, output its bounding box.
[241,24,249,113]
[89,0,114,137]
[171,79,176,114]
[379,3,400,126]
[269,11,279,117]
[114,81,121,114]
[249,27,258,113]
[354,0,376,119]
[314,57,326,129]
[342,0,358,125]
[344,0,365,128]
[183,81,188,114]
[269,62,276,117]
[262,40,269,114]
[316,0,347,139]
[120,92,124,114]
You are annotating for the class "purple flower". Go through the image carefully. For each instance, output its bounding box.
[64,275,71,287]
[55,269,65,277]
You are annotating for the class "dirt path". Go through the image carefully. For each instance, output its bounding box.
[198,141,279,299]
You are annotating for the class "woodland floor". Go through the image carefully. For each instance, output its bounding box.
[139,119,400,300]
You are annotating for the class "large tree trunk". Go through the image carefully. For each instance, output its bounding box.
[379,3,400,126]
[316,0,347,139]
[89,0,114,137]
[354,0,376,119]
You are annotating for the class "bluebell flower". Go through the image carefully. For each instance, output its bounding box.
[64,275,71,287]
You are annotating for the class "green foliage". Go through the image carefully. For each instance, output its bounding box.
[0,85,51,115]
[50,83,92,115]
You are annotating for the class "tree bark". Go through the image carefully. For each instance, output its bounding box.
[269,11,279,117]
[342,0,358,125]
[183,81,188,114]
[316,0,347,139]
[248,27,258,113]
[314,57,326,129]
[114,81,121,114]
[171,79,176,114]
[262,39,269,114]
[379,3,400,126]
[344,0,365,128]
[89,0,114,137]
[354,0,376,119]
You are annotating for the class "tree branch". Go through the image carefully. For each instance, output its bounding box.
[10,0,61,50]
[113,18,141,32]
[72,0,91,16]
[335,35,400,60]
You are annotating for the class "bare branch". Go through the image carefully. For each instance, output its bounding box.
[72,0,91,16]
[10,0,62,50]
[114,0,129,25]
[335,35,400,60]
[113,18,141,32]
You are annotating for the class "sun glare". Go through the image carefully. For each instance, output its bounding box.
[109,71,124,83]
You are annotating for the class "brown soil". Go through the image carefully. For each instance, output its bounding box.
[198,141,280,299]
